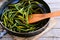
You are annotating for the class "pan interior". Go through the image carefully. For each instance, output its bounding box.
[1,0,50,34]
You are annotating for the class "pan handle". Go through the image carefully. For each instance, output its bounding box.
[0,21,7,39]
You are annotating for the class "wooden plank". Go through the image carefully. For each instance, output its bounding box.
[48,4,60,9]
[3,34,13,38]
[41,29,60,38]
[44,0,60,3]
[38,38,60,40]
[52,19,60,28]
[38,38,54,40]
[51,8,60,12]
[0,38,13,40]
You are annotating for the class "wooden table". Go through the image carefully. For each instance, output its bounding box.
[0,0,60,40]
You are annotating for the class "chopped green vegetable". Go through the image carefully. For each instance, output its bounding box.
[1,0,44,32]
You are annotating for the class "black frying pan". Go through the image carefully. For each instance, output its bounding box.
[0,0,51,38]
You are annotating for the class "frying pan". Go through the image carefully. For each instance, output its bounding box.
[0,0,51,38]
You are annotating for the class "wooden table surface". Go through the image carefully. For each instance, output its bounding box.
[0,0,60,40]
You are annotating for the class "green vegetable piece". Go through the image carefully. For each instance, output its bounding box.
[18,8,24,14]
